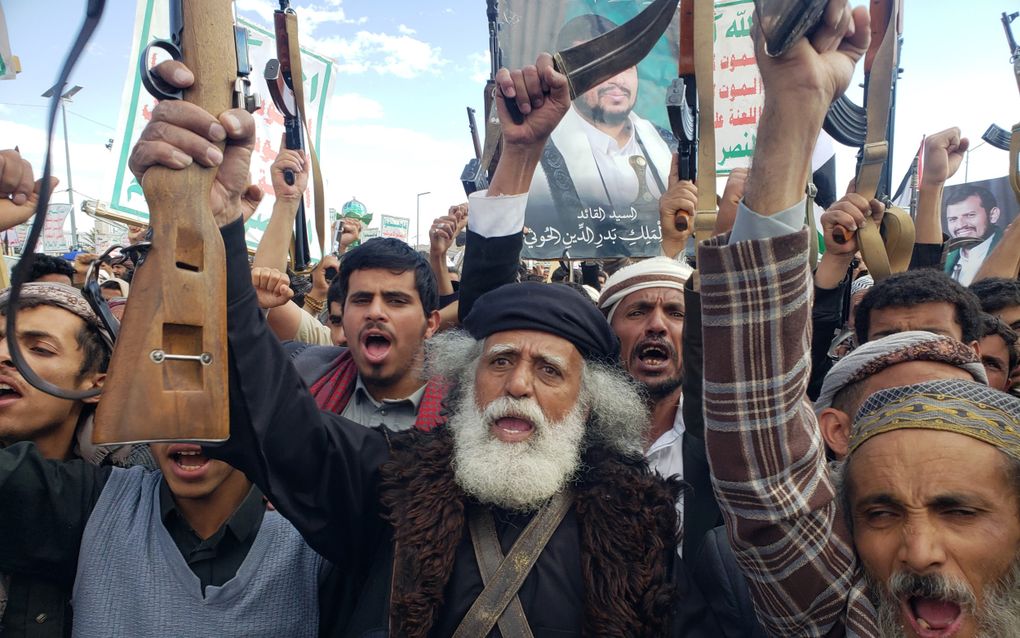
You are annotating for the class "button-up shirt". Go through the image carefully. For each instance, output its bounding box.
[576,110,664,207]
[340,376,426,431]
[159,481,266,591]
[646,401,686,554]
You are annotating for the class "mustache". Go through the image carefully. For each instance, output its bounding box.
[630,336,678,361]
[888,571,976,611]
[481,396,548,430]
[596,83,631,98]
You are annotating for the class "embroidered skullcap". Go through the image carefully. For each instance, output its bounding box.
[849,379,1020,460]
[597,257,694,323]
[0,282,113,352]
[815,331,987,413]
[463,282,619,363]
[850,274,874,297]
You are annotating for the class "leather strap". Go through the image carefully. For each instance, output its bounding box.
[452,492,574,638]
[284,12,326,259]
[468,508,535,638]
[852,1,913,281]
[693,0,717,244]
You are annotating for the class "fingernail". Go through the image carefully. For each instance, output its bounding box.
[520,103,531,114]
[534,98,544,108]
[209,122,226,141]
[206,146,223,165]
[173,68,193,85]
[221,113,241,134]
[12,193,26,206]
[171,150,193,167]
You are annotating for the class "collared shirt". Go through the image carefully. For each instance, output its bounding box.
[951,233,995,286]
[575,109,664,208]
[646,401,687,555]
[340,375,426,431]
[159,480,267,591]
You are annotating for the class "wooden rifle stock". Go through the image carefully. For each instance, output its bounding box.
[94,0,233,444]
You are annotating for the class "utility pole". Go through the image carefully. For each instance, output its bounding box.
[42,84,84,249]
[416,191,431,247]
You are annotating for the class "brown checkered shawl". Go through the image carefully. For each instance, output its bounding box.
[698,228,878,638]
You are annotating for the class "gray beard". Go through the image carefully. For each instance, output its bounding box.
[868,557,1020,637]
[447,383,586,512]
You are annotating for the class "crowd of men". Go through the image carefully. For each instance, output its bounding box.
[0,0,1019,636]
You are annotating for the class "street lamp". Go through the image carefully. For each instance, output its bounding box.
[416,191,431,247]
[41,83,84,249]
[963,139,987,183]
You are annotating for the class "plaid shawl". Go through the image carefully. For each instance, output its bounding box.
[309,349,446,432]
[699,227,877,638]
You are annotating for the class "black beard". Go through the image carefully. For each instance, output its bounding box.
[642,375,683,402]
[575,98,632,128]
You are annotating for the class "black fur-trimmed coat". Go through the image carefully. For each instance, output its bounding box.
[333,427,720,638]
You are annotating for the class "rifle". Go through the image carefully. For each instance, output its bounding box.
[984,15,1020,152]
[265,0,325,274]
[665,0,715,243]
[477,0,503,184]
[94,0,259,444]
[999,11,1020,204]
[784,0,913,280]
[461,106,489,195]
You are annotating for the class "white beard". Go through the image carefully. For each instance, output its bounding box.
[448,383,586,512]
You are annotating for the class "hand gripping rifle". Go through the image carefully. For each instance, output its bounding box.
[666,0,716,244]
[93,0,260,444]
[758,0,913,280]
[265,0,326,273]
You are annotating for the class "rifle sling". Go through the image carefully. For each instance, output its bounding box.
[853,1,913,281]
[284,12,326,258]
[452,491,574,638]
[693,0,717,243]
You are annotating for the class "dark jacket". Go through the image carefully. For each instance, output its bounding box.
[209,219,720,637]
[693,527,769,638]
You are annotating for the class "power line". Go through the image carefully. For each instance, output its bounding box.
[0,103,114,130]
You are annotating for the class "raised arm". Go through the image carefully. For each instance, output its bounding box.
[460,53,572,320]
[252,143,309,271]
[127,61,388,570]
[699,2,878,635]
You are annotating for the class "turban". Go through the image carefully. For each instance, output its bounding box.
[815,331,987,413]
[850,274,874,297]
[850,379,1020,461]
[597,257,694,323]
[0,282,114,352]
[463,282,619,363]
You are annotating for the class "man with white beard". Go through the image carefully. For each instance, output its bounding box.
[204,278,719,636]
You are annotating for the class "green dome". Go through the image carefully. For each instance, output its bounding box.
[341,197,367,217]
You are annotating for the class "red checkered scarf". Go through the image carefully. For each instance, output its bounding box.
[309,349,447,432]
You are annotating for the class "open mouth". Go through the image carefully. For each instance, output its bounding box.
[634,342,673,370]
[360,331,393,365]
[168,445,211,475]
[0,377,23,402]
[901,596,964,637]
[491,416,535,443]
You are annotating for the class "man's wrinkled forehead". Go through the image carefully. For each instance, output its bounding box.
[484,340,571,369]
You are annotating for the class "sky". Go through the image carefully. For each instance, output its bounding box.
[1,0,1019,247]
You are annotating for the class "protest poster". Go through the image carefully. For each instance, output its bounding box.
[941,175,1018,285]
[500,0,761,259]
[380,215,410,243]
[3,203,72,254]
